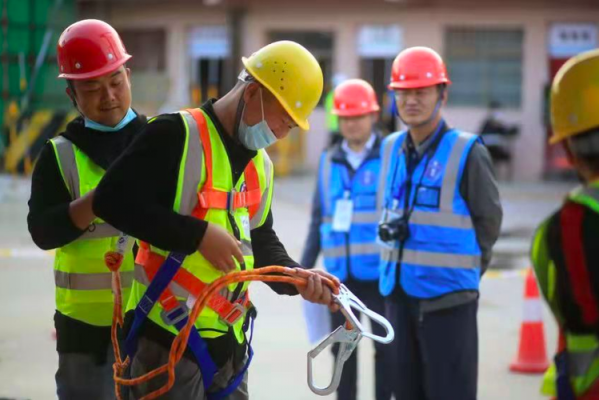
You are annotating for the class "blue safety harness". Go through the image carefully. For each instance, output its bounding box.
[125,252,254,399]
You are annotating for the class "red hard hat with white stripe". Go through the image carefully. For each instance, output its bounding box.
[333,79,380,117]
[389,46,451,90]
[57,19,131,80]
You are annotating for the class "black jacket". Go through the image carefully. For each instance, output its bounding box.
[27,111,147,360]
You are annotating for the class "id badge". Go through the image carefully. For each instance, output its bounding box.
[332,199,353,232]
[240,215,251,238]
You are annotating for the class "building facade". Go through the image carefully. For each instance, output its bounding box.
[79,0,599,180]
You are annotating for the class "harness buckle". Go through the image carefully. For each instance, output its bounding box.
[160,301,189,326]
[227,188,237,213]
[222,302,247,326]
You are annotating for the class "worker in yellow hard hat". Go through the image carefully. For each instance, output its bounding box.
[531,49,599,400]
[92,41,339,398]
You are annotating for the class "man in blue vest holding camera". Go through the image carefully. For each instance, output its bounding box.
[377,47,502,400]
[302,79,392,400]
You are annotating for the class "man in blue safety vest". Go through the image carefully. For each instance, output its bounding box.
[302,79,393,400]
[377,47,502,400]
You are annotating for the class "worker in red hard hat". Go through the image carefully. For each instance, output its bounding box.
[377,47,502,400]
[27,19,145,398]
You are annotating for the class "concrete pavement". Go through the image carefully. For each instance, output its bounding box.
[0,174,572,399]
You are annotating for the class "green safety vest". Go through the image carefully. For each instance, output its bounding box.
[325,90,339,132]
[532,182,599,398]
[128,109,274,344]
[50,136,134,326]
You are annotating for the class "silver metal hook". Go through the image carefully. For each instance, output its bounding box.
[335,284,395,344]
[306,284,395,395]
[307,325,362,396]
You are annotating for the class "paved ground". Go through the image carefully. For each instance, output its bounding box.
[0,174,574,399]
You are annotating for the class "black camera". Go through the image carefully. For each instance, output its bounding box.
[378,218,410,243]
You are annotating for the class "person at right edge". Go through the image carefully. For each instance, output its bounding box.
[377,46,503,400]
[531,49,599,400]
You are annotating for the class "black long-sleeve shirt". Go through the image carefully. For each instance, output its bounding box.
[93,100,300,293]
[27,112,147,360]
[93,100,300,363]
[28,113,147,249]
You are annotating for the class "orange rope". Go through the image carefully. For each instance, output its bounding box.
[107,263,340,400]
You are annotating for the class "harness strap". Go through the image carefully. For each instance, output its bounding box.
[208,317,255,400]
[185,108,262,220]
[126,250,254,393]
[125,252,186,358]
[197,189,262,213]
[137,246,250,325]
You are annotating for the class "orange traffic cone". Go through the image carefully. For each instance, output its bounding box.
[510,268,549,374]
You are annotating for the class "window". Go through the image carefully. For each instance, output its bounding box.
[444,28,524,108]
[189,26,234,105]
[119,29,166,72]
[268,31,334,106]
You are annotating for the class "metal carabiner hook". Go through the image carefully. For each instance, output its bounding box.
[307,324,362,396]
[335,284,395,344]
[306,284,395,396]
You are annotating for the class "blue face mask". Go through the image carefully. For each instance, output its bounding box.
[238,89,278,150]
[84,108,136,132]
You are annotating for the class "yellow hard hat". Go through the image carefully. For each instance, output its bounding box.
[550,49,599,144]
[242,41,324,131]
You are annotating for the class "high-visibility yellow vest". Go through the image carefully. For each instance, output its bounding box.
[50,136,134,326]
[128,109,274,344]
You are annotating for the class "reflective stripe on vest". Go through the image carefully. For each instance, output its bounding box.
[322,211,380,224]
[381,248,478,268]
[250,155,273,230]
[322,243,380,259]
[377,133,402,211]
[378,129,481,298]
[51,136,120,237]
[55,269,133,290]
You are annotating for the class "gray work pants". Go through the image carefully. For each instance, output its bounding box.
[56,350,117,400]
[129,336,249,400]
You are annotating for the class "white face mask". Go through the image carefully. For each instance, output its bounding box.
[238,88,278,150]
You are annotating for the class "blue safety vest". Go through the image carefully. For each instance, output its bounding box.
[378,126,481,298]
[319,141,381,282]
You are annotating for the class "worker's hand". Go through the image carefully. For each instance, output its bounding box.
[198,223,244,273]
[298,270,341,312]
[69,189,96,230]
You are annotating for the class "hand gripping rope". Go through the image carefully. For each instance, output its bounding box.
[104,235,394,399]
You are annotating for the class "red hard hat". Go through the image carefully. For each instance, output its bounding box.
[389,47,451,90]
[57,19,131,80]
[333,79,380,117]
